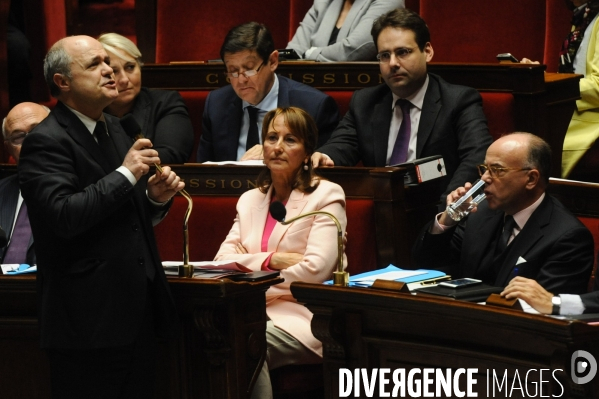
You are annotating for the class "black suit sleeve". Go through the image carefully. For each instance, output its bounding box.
[411,219,463,276]
[317,91,362,166]
[442,87,491,198]
[581,291,599,313]
[18,132,136,239]
[312,94,340,149]
[533,224,594,295]
[197,91,215,162]
[151,91,194,164]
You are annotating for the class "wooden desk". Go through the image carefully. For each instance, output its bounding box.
[0,274,281,399]
[291,282,599,399]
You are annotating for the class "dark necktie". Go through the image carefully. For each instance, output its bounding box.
[497,215,518,253]
[246,106,260,150]
[389,99,412,165]
[3,203,32,264]
[94,121,120,170]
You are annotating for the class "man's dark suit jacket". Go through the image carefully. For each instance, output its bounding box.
[197,75,340,162]
[412,195,594,294]
[0,174,35,265]
[18,102,178,349]
[317,73,493,198]
[125,87,194,164]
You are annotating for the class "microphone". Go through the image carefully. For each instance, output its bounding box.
[269,201,349,286]
[0,226,7,248]
[269,200,287,222]
[119,115,195,277]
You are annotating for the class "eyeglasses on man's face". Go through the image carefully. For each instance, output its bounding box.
[376,47,416,63]
[5,131,28,146]
[226,61,265,79]
[477,164,532,178]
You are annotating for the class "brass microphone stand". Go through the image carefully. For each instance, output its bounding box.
[132,132,194,278]
[278,211,349,286]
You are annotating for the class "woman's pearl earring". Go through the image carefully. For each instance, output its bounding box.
[304,162,309,171]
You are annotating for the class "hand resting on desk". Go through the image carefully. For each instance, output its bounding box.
[501,276,552,314]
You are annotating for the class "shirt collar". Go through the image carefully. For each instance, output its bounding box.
[64,104,106,135]
[511,192,545,230]
[243,74,279,112]
[391,74,429,110]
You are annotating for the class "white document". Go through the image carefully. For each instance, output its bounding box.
[200,160,264,166]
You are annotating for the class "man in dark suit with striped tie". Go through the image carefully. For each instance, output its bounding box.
[18,35,184,399]
[0,102,50,266]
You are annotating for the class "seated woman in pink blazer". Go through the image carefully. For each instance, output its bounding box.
[214,106,347,399]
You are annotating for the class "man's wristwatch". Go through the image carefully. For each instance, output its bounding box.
[551,295,562,315]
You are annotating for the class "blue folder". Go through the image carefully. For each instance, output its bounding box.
[324,264,446,286]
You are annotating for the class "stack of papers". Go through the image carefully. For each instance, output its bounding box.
[162,260,251,279]
[325,265,446,288]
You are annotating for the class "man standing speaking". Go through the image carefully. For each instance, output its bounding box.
[18,36,184,398]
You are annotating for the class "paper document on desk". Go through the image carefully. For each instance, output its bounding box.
[162,260,252,278]
[1,264,36,274]
[200,160,264,166]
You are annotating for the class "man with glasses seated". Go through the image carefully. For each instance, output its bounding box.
[196,22,339,162]
[412,133,594,293]
[312,8,492,204]
[0,102,50,266]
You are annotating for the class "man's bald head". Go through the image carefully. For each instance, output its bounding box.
[3,102,50,162]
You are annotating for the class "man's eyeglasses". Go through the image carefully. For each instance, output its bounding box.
[226,61,265,79]
[376,47,415,63]
[5,131,28,146]
[478,164,532,178]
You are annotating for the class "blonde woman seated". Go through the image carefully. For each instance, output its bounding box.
[214,106,347,399]
[98,33,194,164]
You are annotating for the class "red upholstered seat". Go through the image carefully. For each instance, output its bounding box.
[24,0,67,103]
[154,196,239,262]
[544,0,572,72]
[323,90,353,119]
[178,91,209,162]
[155,195,377,275]
[420,0,546,64]
[155,0,291,63]
[289,0,314,41]
[479,92,516,140]
[577,217,599,291]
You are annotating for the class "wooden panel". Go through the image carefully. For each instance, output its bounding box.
[292,282,599,399]
[0,274,281,399]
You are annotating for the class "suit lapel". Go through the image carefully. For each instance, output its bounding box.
[226,95,243,160]
[320,0,345,41]
[373,90,394,166]
[276,76,289,107]
[495,197,551,285]
[416,76,442,157]
[54,102,114,175]
[339,0,366,37]
[105,114,132,162]
[268,190,309,250]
